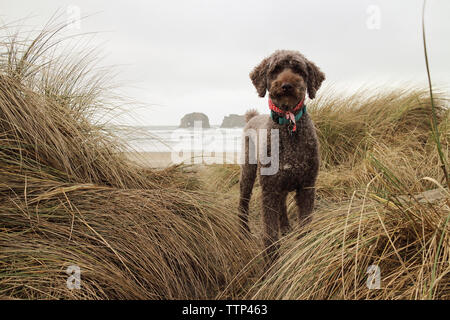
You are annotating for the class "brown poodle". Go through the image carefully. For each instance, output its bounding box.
[239,50,325,259]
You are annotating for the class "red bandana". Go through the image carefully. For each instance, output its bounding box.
[268,98,305,132]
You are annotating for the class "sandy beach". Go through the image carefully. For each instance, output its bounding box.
[123,151,242,168]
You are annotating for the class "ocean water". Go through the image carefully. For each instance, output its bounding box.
[118,125,245,153]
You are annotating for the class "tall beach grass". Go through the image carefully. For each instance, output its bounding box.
[0,19,448,300]
[0,22,262,299]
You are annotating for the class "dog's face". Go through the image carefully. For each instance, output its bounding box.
[267,67,307,111]
[249,50,325,110]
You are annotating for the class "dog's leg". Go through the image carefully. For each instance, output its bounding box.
[295,185,315,228]
[262,190,285,261]
[279,196,291,236]
[238,163,257,233]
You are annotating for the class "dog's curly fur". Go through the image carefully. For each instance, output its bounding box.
[239,50,325,260]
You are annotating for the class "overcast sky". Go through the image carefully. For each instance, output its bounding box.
[1,0,449,125]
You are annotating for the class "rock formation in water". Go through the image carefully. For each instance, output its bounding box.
[220,114,246,128]
[179,112,210,128]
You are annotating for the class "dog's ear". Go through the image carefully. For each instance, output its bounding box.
[306,60,325,99]
[249,57,270,97]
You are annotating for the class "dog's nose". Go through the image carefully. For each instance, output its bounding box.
[281,83,293,91]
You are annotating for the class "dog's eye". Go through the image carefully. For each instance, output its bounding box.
[291,65,301,73]
[270,65,281,75]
